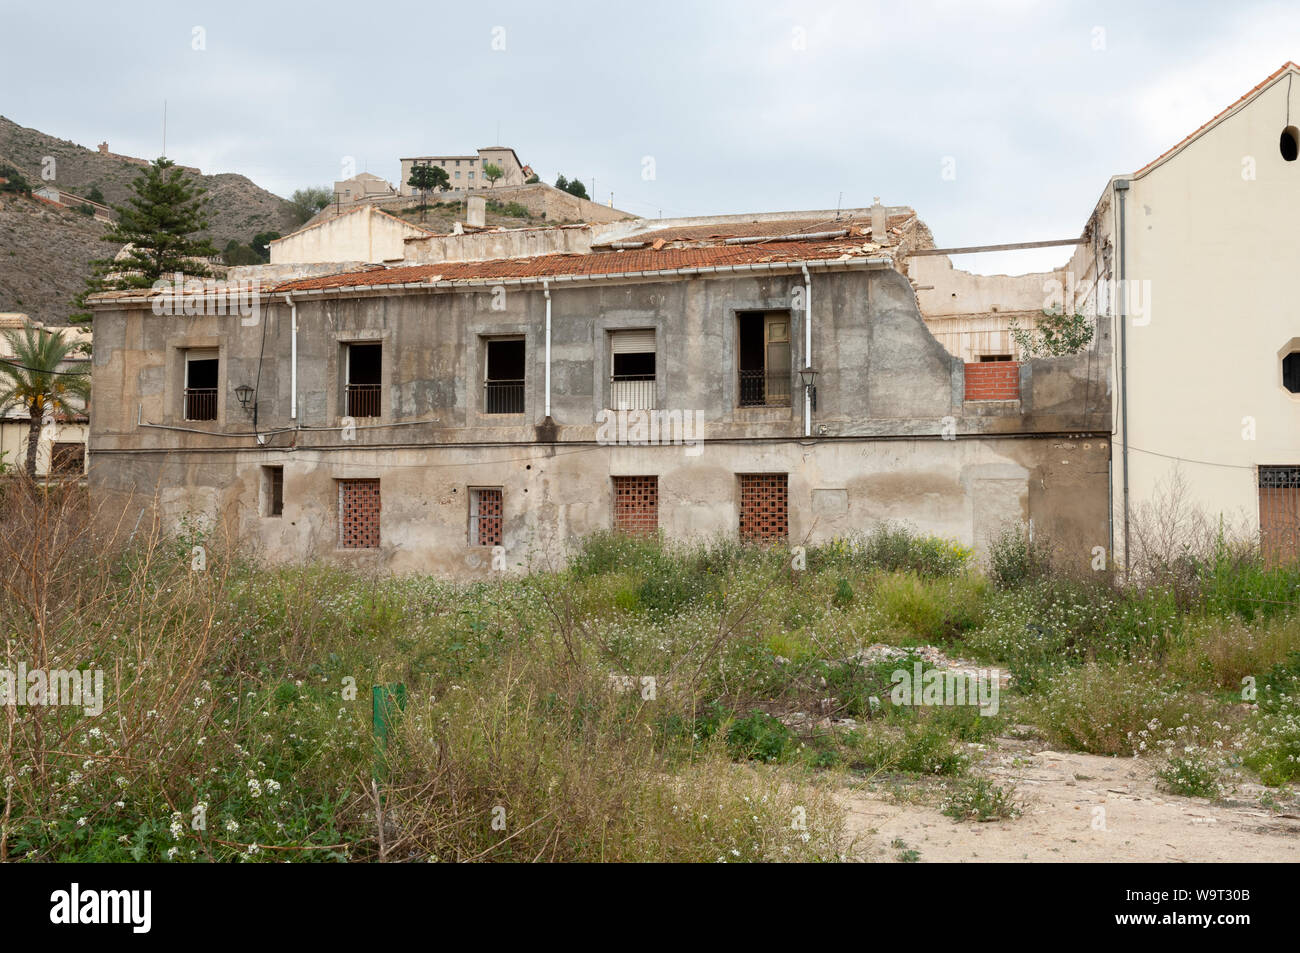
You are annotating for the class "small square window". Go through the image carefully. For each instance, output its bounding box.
[738,473,789,543]
[338,479,380,548]
[613,476,658,535]
[469,487,503,546]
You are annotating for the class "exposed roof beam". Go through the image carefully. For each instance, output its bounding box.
[909,237,1085,257]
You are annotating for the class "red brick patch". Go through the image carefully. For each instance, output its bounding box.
[964,362,1020,401]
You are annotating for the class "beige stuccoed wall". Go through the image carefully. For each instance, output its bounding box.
[1106,71,1300,549]
[270,207,428,264]
[403,226,592,264]
[85,437,1108,578]
[1,420,88,475]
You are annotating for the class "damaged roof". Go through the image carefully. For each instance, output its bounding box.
[594,212,917,248]
[272,239,885,292]
[87,238,893,305]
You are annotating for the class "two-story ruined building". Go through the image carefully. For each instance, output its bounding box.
[87,225,1111,576]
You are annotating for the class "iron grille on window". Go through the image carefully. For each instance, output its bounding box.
[484,380,525,414]
[1260,466,1300,489]
[738,370,791,407]
[346,384,381,418]
[472,488,503,546]
[184,388,218,421]
[609,375,655,410]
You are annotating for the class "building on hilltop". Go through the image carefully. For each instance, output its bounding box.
[332,172,396,205]
[399,146,528,195]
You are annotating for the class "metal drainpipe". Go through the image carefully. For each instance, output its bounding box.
[1114,178,1131,575]
[543,279,551,419]
[281,293,298,421]
[801,264,813,437]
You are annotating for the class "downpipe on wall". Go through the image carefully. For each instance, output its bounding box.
[543,279,552,419]
[281,292,298,423]
[801,264,813,438]
[1114,178,1130,577]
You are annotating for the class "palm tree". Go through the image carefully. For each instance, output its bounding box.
[0,327,90,479]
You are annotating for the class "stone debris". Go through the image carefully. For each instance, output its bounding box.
[847,643,1014,688]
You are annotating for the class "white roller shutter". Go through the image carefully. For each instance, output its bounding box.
[610,329,656,353]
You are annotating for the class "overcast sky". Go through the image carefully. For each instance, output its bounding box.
[4,0,1299,273]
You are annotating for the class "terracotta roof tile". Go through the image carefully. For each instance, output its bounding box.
[272,240,880,293]
[1135,61,1300,175]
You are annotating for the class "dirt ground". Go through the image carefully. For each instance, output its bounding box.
[843,738,1300,862]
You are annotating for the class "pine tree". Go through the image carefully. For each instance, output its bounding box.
[69,158,218,323]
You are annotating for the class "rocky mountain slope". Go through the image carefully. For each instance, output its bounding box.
[0,115,302,324]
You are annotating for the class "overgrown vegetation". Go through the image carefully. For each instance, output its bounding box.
[1009,309,1095,358]
[1,485,1297,862]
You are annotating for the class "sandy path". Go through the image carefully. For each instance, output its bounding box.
[843,739,1300,862]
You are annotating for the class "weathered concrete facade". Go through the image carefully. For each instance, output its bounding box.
[88,260,1111,576]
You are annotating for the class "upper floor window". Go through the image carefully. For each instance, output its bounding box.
[184,348,218,421]
[610,329,656,410]
[344,342,381,418]
[484,337,525,414]
[737,312,791,407]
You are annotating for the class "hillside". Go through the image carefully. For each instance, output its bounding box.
[0,193,116,325]
[0,115,302,323]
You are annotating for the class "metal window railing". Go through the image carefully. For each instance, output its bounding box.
[184,388,218,421]
[346,384,381,418]
[738,369,791,407]
[484,379,525,414]
[610,375,655,410]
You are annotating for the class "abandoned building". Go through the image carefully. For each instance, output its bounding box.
[87,218,1111,575]
[399,146,532,195]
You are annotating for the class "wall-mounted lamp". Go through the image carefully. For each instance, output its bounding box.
[234,384,258,427]
[799,366,819,412]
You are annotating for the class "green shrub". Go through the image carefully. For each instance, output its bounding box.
[809,524,970,578]
[1030,660,1216,756]
[874,572,988,643]
[725,710,794,763]
[855,722,969,776]
[1240,652,1300,785]
[987,526,1052,589]
[941,777,1021,821]
[1156,750,1228,798]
